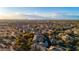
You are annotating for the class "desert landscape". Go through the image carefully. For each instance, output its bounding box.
[0,20,79,51]
[0,7,79,51]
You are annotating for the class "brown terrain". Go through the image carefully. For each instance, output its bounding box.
[0,20,79,51]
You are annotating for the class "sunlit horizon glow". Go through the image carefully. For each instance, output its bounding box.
[0,7,79,20]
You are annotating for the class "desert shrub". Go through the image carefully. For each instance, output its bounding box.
[14,32,34,51]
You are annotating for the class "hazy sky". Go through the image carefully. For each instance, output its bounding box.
[0,7,79,19]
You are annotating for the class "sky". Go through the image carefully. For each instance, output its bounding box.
[0,7,79,20]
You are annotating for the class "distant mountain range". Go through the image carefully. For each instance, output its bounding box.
[0,14,51,20]
[0,13,79,20]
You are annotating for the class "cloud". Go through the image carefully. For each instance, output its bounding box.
[0,12,79,20]
[0,12,28,19]
[0,12,58,20]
